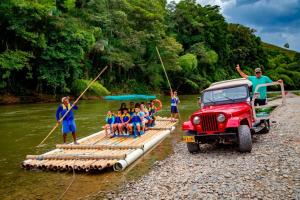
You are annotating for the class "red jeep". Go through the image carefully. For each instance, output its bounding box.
[182,78,285,153]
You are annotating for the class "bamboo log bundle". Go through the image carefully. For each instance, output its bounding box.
[26,154,126,160]
[147,127,173,130]
[56,144,143,150]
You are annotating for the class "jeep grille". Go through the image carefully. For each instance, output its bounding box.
[201,114,218,131]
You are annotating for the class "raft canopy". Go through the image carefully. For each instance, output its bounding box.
[103,94,157,101]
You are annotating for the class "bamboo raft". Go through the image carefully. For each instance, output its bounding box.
[22,117,177,172]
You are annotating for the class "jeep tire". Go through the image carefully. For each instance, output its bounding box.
[237,125,252,152]
[187,142,200,153]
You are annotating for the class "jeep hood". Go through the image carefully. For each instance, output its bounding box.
[196,102,251,115]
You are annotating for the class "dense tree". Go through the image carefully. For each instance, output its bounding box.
[0,0,298,97]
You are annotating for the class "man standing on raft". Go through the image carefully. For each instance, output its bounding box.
[56,96,79,144]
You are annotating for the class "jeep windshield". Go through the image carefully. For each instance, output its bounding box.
[202,85,249,105]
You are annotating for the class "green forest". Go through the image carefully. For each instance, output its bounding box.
[1,0,300,97]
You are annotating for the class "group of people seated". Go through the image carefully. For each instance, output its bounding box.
[103,101,157,138]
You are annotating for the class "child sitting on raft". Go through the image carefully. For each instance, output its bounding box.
[113,110,123,135]
[140,103,152,130]
[104,110,115,137]
[129,107,144,138]
[121,108,131,135]
[147,102,156,127]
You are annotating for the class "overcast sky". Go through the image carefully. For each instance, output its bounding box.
[168,0,300,52]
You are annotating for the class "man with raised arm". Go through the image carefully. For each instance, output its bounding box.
[236,64,282,106]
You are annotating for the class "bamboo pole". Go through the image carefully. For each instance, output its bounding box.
[37,66,109,147]
[155,47,181,120]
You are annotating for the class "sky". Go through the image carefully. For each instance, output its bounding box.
[169,0,300,52]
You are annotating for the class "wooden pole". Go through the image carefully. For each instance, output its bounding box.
[37,66,109,147]
[155,47,181,120]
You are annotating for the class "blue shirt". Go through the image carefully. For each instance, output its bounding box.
[114,115,122,124]
[122,114,130,123]
[56,103,78,121]
[105,115,115,124]
[248,75,273,99]
[171,96,179,106]
[131,113,142,123]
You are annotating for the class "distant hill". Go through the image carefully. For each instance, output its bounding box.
[262,42,298,60]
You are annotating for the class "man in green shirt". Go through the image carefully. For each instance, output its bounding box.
[236,64,282,105]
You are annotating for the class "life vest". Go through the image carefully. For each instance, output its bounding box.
[62,103,71,110]
[106,115,114,124]
[171,96,179,106]
[122,113,130,122]
[131,113,141,123]
[129,107,135,116]
[115,115,122,123]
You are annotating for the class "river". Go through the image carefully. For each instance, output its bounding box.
[0,95,199,200]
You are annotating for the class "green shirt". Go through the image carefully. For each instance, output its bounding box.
[248,75,273,99]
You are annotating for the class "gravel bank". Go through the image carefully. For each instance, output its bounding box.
[106,96,300,200]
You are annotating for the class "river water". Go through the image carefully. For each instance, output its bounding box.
[0,95,199,200]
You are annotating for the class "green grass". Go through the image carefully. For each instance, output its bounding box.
[262,42,297,59]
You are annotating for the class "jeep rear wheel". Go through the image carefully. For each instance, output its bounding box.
[187,142,200,153]
[237,125,252,152]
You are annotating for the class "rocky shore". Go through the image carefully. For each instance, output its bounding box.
[104,96,300,200]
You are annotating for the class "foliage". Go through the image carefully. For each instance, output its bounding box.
[0,0,298,97]
[72,79,110,96]
[179,53,197,71]
[0,50,34,90]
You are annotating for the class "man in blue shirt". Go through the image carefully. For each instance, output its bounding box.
[236,64,282,105]
[56,96,78,144]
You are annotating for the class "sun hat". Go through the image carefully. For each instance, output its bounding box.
[61,96,70,103]
[255,68,262,73]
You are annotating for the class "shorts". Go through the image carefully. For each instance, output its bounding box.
[132,122,142,127]
[62,120,76,134]
[171,106,178,113]
[254,99,266,106]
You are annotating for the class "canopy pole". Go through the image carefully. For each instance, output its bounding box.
[37,66,109,147]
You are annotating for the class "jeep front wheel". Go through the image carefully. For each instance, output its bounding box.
[187,142,200,153]
[237,125,252,152]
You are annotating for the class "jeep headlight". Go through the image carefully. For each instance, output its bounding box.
[217,114,226,122]
[193,116,200,125]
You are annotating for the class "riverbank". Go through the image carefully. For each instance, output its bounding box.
[0,93,103,105]
[103,95,300,199]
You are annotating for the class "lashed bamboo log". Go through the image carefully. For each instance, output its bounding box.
[56,144,144,150]
[26,154,126,160]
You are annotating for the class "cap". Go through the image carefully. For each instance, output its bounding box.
[255,68,262,73]
[61,96,69,103]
